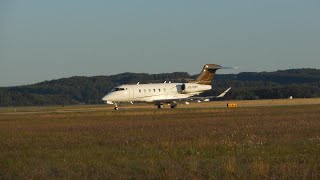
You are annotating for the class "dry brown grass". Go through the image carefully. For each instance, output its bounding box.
[0,103,320,178]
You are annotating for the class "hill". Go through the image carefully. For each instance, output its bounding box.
[0,69,320,106]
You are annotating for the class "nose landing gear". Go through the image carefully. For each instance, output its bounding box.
[114,103,119,110]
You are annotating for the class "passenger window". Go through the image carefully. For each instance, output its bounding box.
[139,90,141,93]
[158,89,161,92]
[149,89,151,93]
[153,89,156,92]
[164,88,166,92]
[144,89,146,93]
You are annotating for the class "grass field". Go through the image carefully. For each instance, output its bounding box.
[0,102,320,178]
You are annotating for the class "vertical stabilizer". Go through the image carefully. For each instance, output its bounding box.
[190,64,222,85]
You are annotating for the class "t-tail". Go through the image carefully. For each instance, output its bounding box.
[190,64,237,85]
[189,64,221,85]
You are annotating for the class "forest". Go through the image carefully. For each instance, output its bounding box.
[0,69,320,106]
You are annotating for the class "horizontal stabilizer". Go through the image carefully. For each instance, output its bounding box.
[220,66,238,69]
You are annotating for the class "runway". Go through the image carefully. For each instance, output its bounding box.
[1,98,320,115]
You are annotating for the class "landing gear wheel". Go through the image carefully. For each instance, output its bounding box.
[157,104,164,109]
[113,103,119,111]
[170,104,177,109]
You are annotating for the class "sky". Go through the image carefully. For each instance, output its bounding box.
[1,0,319,87]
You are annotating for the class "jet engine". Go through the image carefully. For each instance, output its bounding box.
[181,83,186,91]
[177,83,212,94]
[177,83,187,93]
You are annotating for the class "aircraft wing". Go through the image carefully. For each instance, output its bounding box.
[153,87,231,103]
[190,87,231,100]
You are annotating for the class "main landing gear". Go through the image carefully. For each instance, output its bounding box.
[157,104,164,109]
[155,103,177,109]
[170,104,177,109]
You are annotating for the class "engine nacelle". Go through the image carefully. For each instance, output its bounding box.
[181,83,186,91]
[177,83,211,94]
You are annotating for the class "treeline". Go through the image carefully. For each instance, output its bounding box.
[0,69,320,106]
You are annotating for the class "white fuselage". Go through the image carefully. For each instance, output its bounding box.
[102,83,211,103]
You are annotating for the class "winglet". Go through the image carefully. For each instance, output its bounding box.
[217,87,231,98]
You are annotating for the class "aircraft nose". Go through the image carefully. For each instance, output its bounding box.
[102,95,109,102]
[102,95,114,104]
[102,93,112,101]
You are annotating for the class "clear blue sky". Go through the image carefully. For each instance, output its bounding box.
[1,0,319,87]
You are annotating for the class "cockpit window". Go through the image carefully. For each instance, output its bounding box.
[112,88,125,92]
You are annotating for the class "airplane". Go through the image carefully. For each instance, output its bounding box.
[102,64,235,110]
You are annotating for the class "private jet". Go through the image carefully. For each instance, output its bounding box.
[102,64,234,110]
